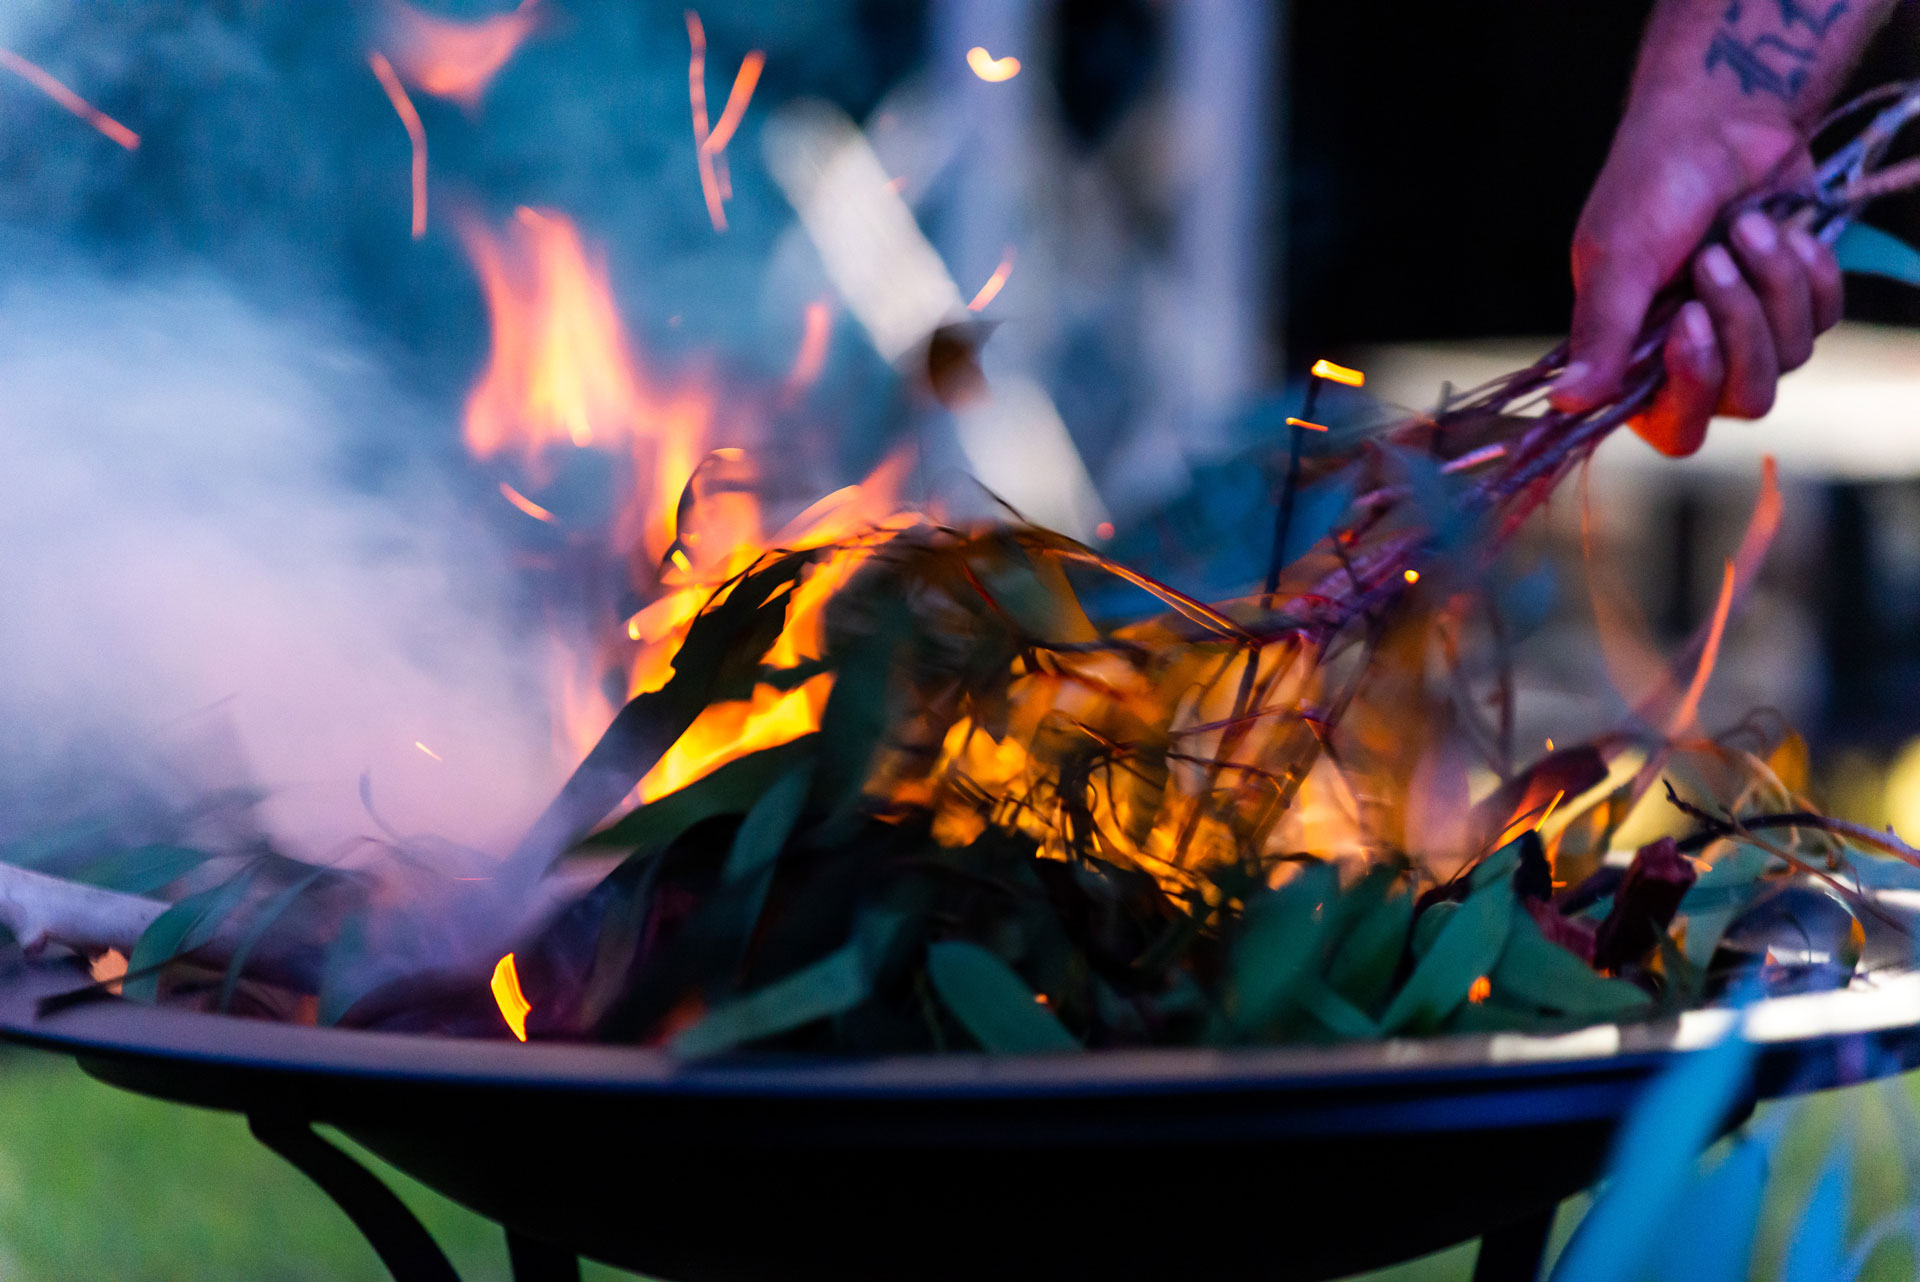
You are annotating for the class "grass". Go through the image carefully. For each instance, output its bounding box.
[0,1044,1913,1280]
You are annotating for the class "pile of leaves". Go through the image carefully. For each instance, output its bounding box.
[21,83,1920,1053]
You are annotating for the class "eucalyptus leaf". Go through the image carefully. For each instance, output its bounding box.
[124,865,260,1003]
[721,761,815,958]
[926,940,1080,1052]
[1221,862,1339,1038]
[217,867,327,1012]
[1325,873,1413,1014]
[1380,878,1513,1034]
[588,735,816,854]
[1834,222,1920,287]
[69,845,211,895]
[1491,907,1651,1020]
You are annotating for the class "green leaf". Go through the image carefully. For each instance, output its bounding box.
[1325,874,1413,1013]
[721,761,815,957]
[586,736,817,854]
[217,868,327,1012]
[316,912,370,1027]
[926,940,1081,1052]
[672,910,906,1057]
[1222,862,1339,1038]
[69,845,211,895]
[1299,977,1381,1039]
[1380,878,1514,1034]
[124,865,260,1003]
[1491,907,1651,1020]
[1835,222,1920,287]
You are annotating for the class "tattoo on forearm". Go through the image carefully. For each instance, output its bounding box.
[1706,0,1849,98]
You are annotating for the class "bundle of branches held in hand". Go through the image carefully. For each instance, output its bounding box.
[11,84,1920,1052]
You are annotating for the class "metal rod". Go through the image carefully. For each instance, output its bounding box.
[505,1230,581,1282]
[1471,1206,1556,1282]
[248,1115,462,1282]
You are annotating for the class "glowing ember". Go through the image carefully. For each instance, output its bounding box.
[685,11,728,232]
[0,49,139,150]
[490,952,533,1041]
[1286,417,1329,433]
[1309,358,1366,388]
[368,53,428,239]
[702,49,765,157]
[1467,976,1492,1004]
[965,46,1021,82]
[1402,569,1420,584]
[781,300,834,404]
[498,481,557,524]
[966,247,1016,313]
[414,740,444,762]
[378,0,543,108]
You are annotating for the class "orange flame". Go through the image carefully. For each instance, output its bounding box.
[368,52,428,239]
[490,952,533,1041]
[378,0,542,108]
[0,49,139,150]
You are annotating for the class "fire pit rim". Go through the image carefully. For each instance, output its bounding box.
[2,960,1914,1102]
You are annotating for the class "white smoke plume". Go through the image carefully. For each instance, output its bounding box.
[0,268,563,863]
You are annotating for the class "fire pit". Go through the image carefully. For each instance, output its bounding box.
[4,956,1919,1282]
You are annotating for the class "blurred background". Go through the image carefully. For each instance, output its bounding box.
[2,0,1920,1277]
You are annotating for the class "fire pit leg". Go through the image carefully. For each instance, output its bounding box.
[248,1115,463,1282]
[506,1230,581,1281]
[1470,1206,1555,1282]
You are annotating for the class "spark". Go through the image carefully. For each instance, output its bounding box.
[1467,975,1492,1004]
[1309,358,1365,388]
[0,49,139,150]
[965,46,1021,82]
[1402,569,1420,584]
[498,481,557,524]
[414,740,444,762]
[782,300,833,402]
[685,11,727,232]
[368,52,428,239]
[1545,737,1556,752]
[966,247,1016,312]
[490,953,533,1041]
[1095,521,1115,541]
[1285,417,1329,432]
[1536,789,1567,830]
[701,49,764,155]
[1667,559,1736,737]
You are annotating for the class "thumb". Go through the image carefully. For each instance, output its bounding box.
[1551,247,1663,414]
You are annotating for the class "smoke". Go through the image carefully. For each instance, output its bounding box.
[0,267,563,862]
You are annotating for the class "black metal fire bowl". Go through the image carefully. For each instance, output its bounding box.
[1,958,1918,1282]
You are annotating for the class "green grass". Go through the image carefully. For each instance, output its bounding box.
[0,1045,1914,1281]
[0,1048,642,1281]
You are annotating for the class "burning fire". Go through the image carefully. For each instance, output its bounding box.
[377,0,543,108]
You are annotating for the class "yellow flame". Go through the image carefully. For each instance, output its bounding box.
[491,952,532,1041]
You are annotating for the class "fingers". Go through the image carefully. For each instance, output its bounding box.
[1693,242,1780,418]
[1729,211,1814,371]
[1553,241,1663,413]
[1788,225,1844,333]
[1633,301,1723,457]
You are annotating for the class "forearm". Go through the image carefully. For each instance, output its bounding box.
[1628,0,1897,136]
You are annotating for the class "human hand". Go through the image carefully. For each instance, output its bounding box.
[1549,115,1844,456]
